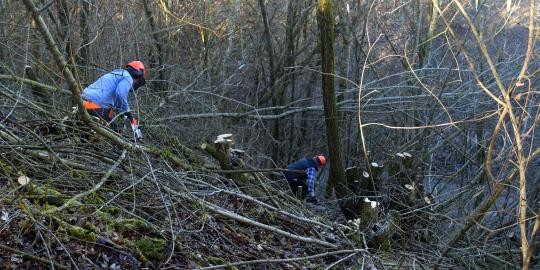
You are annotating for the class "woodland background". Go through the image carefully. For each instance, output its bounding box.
[0,0,538,269]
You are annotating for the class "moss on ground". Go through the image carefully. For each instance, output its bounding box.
[134,236,166,261]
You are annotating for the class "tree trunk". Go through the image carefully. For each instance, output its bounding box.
[142,0,166,94]
[79,0,90,82]
[316,0,348,216]
[284,0,299,163]
[56,0,80,103]
[256,0,282,164]
[257,0,277,101]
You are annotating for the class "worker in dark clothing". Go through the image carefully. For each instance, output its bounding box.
[284,155,326,202]
[81,61,146,138]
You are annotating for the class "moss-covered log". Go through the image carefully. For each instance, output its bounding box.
[23,183,71,206]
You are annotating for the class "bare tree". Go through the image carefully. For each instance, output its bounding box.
[317,0,349,215]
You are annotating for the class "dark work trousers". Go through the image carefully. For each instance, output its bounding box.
[87,108,113,123]
[286,178,308,198]
[81,108,113,143]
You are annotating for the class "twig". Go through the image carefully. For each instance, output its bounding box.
[524,212,540,269]
[324,252,358,270]
[202,199,338,247]
[203,168,305,174]
[0,244,69,269]
[516,0,536,82]
[163,186,339,248]
[0,74,71,95]
[0,123,89,170]
[217,189,333,230]
[436,168,518,266]
[196,249,365,270]
[45,150,127,214]
[451,0,506,96]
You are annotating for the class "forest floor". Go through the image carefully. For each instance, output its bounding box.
[0,119,392,269]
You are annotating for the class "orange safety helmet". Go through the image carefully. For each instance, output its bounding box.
[314,155,326,166]
[126,61,146,78]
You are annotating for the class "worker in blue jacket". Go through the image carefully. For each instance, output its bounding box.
[82,61,146,137]
[284,155,326,202]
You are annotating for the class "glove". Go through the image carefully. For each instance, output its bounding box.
[306,196,319,204]
[130,119,143,139]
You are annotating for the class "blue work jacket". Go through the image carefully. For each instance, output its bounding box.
[81,69,133,114]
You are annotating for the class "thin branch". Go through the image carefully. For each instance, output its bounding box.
[0,74,71,95]
[524,212,540,268]
[0,244,69,269]
[196,249,364,270]
[433,1,505,106]
[437,144,540,267]
[452,0,507,96]
[203,168,304,174]
[163,186,339,249]
[517,0,537,82]
[216,189,333,230]
[157,90,491,122]
[361,110,499,129]
[45,150,127,214]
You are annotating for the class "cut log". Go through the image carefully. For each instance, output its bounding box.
[341,166,381,220]
[201,134,265,197]
[368,210,400,248]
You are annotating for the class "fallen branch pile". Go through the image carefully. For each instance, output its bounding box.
[0,115,387,269]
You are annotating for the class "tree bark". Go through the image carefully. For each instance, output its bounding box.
[56,0,78,80]
[142,0,166,94]
[284,0,299,163]
[0,0,5,74]
[257,0,277,102]
[316,0,348,214]
[257,0,282,164]
[79,0,91,82]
